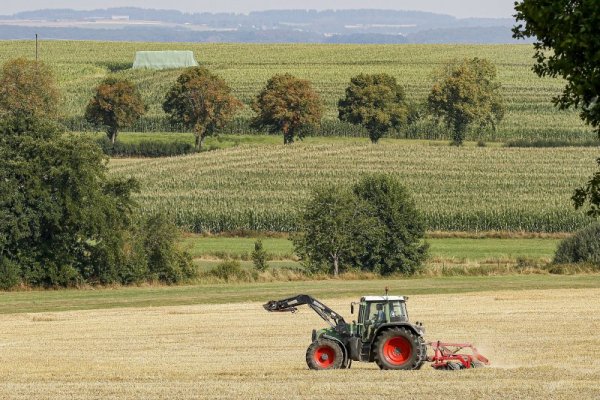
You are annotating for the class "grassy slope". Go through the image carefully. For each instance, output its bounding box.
[0,41,593,140]
[182,236,560,261]
[0,275,598,315]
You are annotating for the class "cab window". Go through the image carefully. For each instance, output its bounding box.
[390,301,407,319]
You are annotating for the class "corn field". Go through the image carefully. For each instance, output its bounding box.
[0,41,595,141]
[110,141,598,233]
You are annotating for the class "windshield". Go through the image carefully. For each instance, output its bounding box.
[389,301,407,319]
[364,300,407,323]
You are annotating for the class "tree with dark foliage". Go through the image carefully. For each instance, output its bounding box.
[513,0,600,135]
[294,175,428,276]
[338,73,409,143]
[514,1,600,220]
[0,117,195,289]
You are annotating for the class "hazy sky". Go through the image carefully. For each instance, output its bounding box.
[0,1,516,19]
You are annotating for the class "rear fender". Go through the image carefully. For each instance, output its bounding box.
[372,323,423,342]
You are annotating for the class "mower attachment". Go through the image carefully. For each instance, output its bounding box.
[428,341,490,370]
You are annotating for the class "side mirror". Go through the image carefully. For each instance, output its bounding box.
[350,304,354,314]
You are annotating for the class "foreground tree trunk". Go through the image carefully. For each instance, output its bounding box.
[452,120,468,146]
[332,254,339,277]
[282,123,294,145]
[194,129,206,152]
[108,127,118,144]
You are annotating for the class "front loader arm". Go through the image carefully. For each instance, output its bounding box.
[263,294,347,331]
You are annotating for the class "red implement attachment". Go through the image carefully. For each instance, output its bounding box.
[428,341,490,370]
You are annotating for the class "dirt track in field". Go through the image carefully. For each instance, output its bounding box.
[0,288,599,399]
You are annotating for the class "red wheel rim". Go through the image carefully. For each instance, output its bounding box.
[314,345,335,368]
[383,336,412,365]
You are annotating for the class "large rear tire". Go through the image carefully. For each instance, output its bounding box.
[306,339,344,370]
[374,327,423,370]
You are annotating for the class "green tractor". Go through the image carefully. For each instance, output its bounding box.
[263,293,488,370]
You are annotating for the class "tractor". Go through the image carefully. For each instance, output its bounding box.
[263,292,488,370]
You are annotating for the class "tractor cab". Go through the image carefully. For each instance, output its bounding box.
[359,296,408,323]
[353,296,409,341]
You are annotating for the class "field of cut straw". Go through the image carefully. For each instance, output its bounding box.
[1,287,598,399]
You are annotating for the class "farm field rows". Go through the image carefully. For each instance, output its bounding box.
[110,138,598,233]
[0,41,594,140]
[0,285,598,399]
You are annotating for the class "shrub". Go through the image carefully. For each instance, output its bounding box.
[251,239,269,272]
[210,260,244,281]
[101,62,131,72]
[142,214,196,284]
[554,223,600,265]
[97,138,195,157]
[505,139,600,148]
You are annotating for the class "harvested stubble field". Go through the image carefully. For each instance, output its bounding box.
[0,287,598,399]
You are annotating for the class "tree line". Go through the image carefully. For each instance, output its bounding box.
[82,57,505,149]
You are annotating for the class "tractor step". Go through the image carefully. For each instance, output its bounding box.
[427,341,489,370]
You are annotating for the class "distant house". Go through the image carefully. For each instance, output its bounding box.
[132,51,199,70]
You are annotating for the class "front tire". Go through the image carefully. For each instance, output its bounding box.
[306,339,344,370]
[374,327,423,370]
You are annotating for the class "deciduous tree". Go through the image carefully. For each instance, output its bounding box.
[427,58,504,145]
[0,117,195,288]
[349,174,428,276]
[0,117,137,287]
[513,0,600,135]
[293,187,358,276]
[163,67,242,152]
[338,73,409,143]
[0,58,60,120]
[293,175,428,277]
[85,78,146,144]
[252,74,323,144]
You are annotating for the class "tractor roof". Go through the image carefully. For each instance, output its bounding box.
[361,296,406,302]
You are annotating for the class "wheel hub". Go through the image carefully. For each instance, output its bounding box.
[383,336,412,365]
[314,345,335,368]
